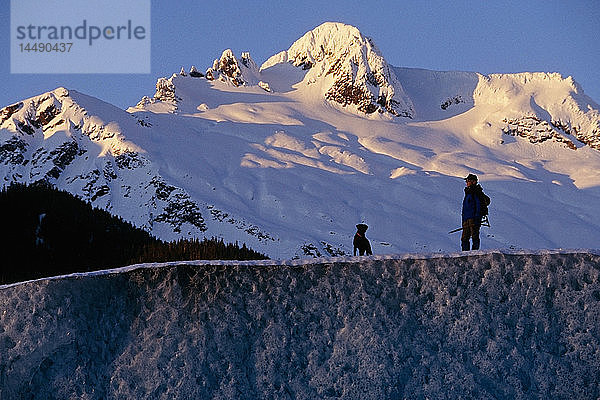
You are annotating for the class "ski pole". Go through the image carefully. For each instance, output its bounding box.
[449,216,490,234]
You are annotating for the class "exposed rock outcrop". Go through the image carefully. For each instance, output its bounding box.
[262,22,414,117]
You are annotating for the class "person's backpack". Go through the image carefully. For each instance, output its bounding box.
[477,187,491,216]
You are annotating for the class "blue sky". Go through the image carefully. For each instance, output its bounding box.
[2,0,599,109]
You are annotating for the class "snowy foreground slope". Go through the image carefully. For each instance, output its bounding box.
[1,22,600,258]
[1,251,599,399]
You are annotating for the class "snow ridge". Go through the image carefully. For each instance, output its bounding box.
[1,251,598,399]
[475,72,600,149]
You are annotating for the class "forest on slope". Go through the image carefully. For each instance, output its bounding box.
[0,183,266,284]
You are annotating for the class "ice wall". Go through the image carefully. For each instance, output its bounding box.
[1,251,599,399]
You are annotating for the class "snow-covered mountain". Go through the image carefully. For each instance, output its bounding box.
[261,22,414,117]
[2,22,600,258]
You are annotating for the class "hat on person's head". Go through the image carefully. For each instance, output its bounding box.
[464,173,478,182]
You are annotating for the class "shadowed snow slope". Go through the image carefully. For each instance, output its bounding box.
[1,251,599,399]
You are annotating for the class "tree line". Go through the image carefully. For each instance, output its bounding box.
[0,183,267,285]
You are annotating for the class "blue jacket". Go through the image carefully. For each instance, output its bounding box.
[462,185,483,222]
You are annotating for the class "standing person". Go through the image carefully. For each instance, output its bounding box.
[353,223,373,256]
[461,174,484,251]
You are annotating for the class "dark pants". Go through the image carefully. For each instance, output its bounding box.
[461,218,480,251]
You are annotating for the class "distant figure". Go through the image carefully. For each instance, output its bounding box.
[353,223,373,256]
[461,173,488,251]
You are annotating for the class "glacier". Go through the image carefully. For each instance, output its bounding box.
[1,251,599,399]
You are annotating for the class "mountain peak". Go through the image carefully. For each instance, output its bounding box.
[206,49,262,87]
[262,22,414,117]
[0,87,72,135]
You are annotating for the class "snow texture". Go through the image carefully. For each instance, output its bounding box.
[1,251,599,399]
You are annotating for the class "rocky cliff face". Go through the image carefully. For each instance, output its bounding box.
[205,49,269,90]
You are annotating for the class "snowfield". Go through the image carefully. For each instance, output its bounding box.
[1,250,599,399]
